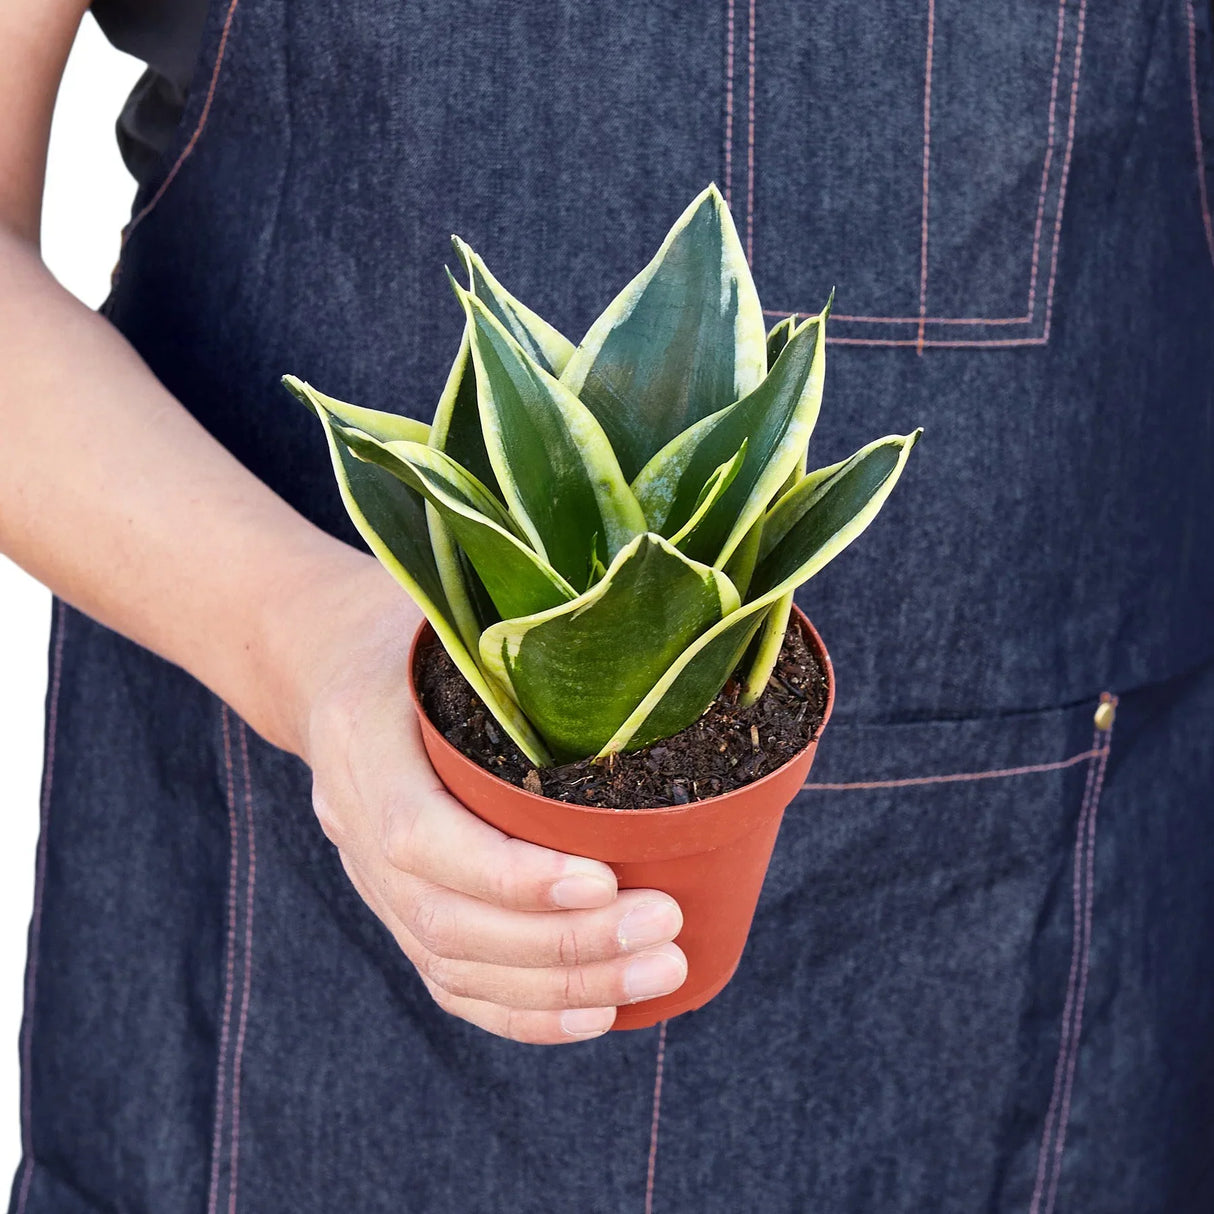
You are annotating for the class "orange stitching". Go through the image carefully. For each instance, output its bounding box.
[1042,696,1116,1214]
[112,0,241,283]
[1026,0,1069,316]
[758,0,1084,344]
[207,707,241,1214]
[1039,0,1086,344]
[724,0,735,209]
[800,745,1101,791]
[812,312,1033,326]
[746,0,757,264]
[644,1020,668,1214]
[1029,726,1101,1214]
[916,0,937,355]
[1186,0,1214,268]
[227,722,258,1214]
[826,334,1048,348]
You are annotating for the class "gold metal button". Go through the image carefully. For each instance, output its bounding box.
[1094,700,1116,732]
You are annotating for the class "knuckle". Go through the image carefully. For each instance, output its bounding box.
[555,924,583,969]
[408,892,451,957]
[501,1007,525,1042]
[310,785,348,848]
[381,804,420,872]
[491,837,543,907]
[425,955,470,999]
[501,1006,546,1045]
[560,965,594,1009]
[413,947,445,987]
[484,850,518,906]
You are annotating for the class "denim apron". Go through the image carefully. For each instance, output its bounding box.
[13,1,1214,1211]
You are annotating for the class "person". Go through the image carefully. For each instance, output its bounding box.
[3,0,1212,1210]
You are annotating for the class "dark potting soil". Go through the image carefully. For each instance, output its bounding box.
[415,621,829,810]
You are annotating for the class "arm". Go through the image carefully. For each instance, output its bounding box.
[1,0,686,1042]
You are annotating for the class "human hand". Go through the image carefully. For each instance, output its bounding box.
[291,559,688,1044]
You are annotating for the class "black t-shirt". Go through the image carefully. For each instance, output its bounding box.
[90,0,208,186]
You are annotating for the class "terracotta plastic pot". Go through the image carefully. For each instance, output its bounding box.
[408,606,835,1030]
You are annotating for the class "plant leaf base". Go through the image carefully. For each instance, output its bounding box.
[415,617,828,809]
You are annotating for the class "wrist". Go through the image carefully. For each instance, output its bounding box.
[242,539,423,758]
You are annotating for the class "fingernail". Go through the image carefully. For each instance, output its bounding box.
[625,946,687,1003]
[617,900,682,952]
[561,1007,615,1038]
[551,863,615,908]
[551,875,615,908]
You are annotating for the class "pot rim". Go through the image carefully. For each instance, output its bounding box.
[407,603,836,819]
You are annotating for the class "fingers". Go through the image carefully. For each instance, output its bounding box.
[340,853,687,1036]
[314,674,687,1045]
[312,675,618,914]
[380,872,684,967]
[414,942,688,1013]
[419,980,620,1045]
[379,778,619,913]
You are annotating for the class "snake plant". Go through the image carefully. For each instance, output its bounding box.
[284,185,919,767]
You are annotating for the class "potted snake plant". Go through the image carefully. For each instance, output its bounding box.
[284,184,919,1029]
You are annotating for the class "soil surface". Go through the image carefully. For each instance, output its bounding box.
[415,621,829,810]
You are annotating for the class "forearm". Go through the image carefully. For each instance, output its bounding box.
[0,225,403,754]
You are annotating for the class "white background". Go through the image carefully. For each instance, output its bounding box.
[0,14,143,1183]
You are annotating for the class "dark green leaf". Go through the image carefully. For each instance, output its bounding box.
[559,183,766,480]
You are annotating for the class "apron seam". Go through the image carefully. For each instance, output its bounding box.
[915,0,937,354]
[722,0,735,212]
[225,721,258,1214]
[745,0,756,264]
[1028,693,1117,1214]
[800,745,1101,792]
[1185,0,1214,267]
[643,1020,669,1214]
[207,706,242,1214]
[112,0,242,289]
[760,0,1088,348]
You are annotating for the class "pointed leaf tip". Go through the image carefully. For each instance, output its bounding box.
[286,376,430,445]
[560,185,766,479]
[462,291,644,584]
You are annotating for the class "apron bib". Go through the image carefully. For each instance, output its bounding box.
[13,1,1214,1210]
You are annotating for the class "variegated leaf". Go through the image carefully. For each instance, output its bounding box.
[752,435,919,587]
[668,441,747,549]
[282,375,429,444]
[600,431,920,755]
[480,534,740,761]
[630,305,828,568]
[285,374,488,652]
[737,595,794,705]
[426,329,502,651]
[765,314,797,369]
[721,513,764,601]
[738,313,818,700]
[450,238,575,376]
[559,183,767,480]
[428,326,500,496]
[598,606,771,757]
[302,387,551,765]
[459,286,646,588]
[336,430,578,621]
[426,504,489,653]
